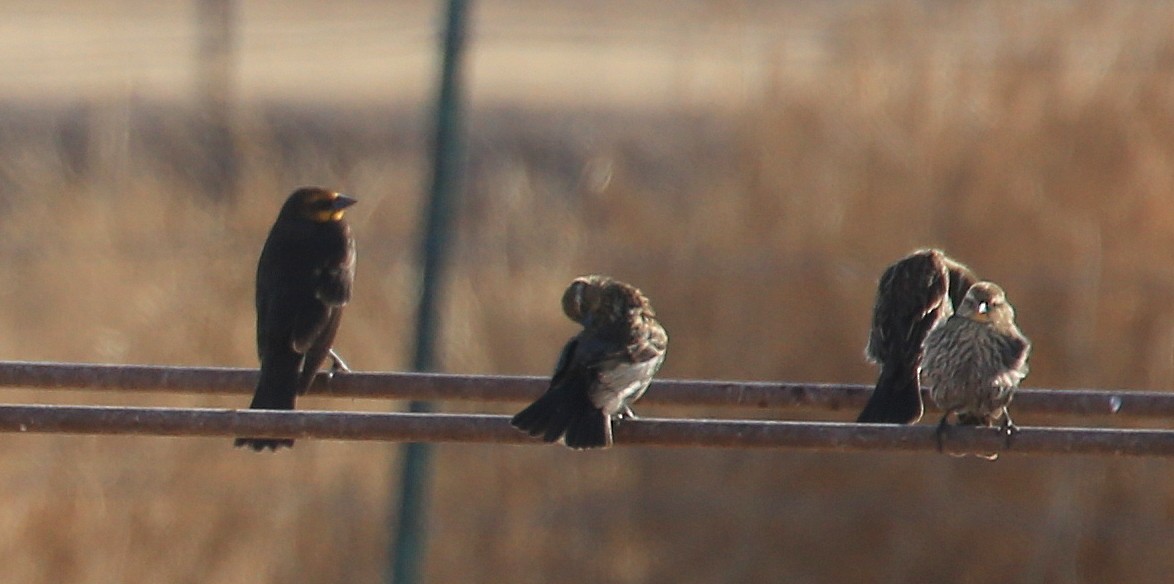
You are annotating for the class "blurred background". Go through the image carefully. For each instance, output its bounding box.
[0,0,1172,582]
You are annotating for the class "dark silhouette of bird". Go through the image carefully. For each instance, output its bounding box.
[511,275,668,449]
[857,249,978,424]
[942,255,979,312]
[921,281,1030,459]
[235,187,357,451]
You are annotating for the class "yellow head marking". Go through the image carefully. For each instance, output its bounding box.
[294,189,356,223]
[312,208,347,223]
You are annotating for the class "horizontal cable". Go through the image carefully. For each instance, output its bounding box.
[0,360,1168,419]
[0,404,1170,458]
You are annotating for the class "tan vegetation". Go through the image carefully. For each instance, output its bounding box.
[0,0,1172,582]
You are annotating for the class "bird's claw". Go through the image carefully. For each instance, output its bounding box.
[328,349,350,377]
[1000,415,1018,450]
[977,416,1014,461]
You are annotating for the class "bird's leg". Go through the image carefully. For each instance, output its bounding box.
[613,406,638,424]
[328,347,349,376]
[935,411,952,454]
[321,347,352,385]
[1000,410,1018,450]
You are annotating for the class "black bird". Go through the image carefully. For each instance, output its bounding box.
[857,249,978,424]
[921,281,1030,459]
[511,275,668,449]
[235,187,357,451]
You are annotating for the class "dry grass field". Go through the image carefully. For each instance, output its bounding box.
[0,0,1172,582]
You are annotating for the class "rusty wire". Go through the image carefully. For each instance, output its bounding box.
[0,360,1169,419]
[0,404,1171,457]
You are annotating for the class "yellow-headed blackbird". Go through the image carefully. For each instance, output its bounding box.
[235,187,357,451]
[511,275,668,449]
[857,249,978,424]
[921,281,1030,458]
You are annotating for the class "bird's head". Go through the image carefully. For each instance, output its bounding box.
[562,275,613,323]
[958,281,1015,325]
[282,187,357,223]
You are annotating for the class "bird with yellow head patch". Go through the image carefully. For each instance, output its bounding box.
[235,187,357,451]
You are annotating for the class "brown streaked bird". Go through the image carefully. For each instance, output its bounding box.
[857,249,978,424]
[920,281,1030,459]
[235,187,357,452]
[511,275,668,449]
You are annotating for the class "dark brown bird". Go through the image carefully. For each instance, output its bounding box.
[511,275,668,449]
[921,281,1030,458]
[235,187,357,451]
[857,249,978,424]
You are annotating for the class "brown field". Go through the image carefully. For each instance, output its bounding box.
[0,0,1173,582]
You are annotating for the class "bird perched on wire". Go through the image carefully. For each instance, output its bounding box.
[235,187,357,451]
[856,249,978,424]
[511,275,668,449]
[920,281,1030,459]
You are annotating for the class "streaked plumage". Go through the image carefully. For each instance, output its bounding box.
[857,249,978,424]
[921,281,1030,457]
[235,187,357,452]
[511,275,668,449]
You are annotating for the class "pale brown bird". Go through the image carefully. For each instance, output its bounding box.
[857,249,978,424]
[511,275,668,449]
[920,281,1030,458]
[235,187,357,452]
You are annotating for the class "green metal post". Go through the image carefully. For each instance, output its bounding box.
[388,1,469,583]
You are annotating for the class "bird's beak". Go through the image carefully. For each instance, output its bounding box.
[978,301,989,314]
[332,194,358,210]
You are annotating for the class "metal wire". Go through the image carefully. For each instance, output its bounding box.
[0,404,1171,458]
[0,360,1169,419]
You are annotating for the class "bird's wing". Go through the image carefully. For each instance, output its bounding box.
[994,333,1031,385]
[290,301,332,354]
[314,244,355,307]
[549,336,581,388]
[565,333,629,379]
[628,319,668,363]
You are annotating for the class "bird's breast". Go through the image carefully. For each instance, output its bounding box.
[590,353,665,415]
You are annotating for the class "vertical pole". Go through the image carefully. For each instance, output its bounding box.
[388,1,469,583]
[195,0,238,203]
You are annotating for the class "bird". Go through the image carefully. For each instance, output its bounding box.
[920,281,1031,459]
[235,187,357,451]
[856,249,978,424]
[511,275,668,449]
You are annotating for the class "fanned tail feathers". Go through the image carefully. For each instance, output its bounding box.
[511,390,610,449]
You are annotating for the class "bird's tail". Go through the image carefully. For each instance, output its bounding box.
[235,350,302,451]
[856,362,924,424]
[511,387,610,449]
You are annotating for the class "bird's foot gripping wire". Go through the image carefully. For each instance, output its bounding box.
[328,349,350,376]
[999,412,1018,450]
